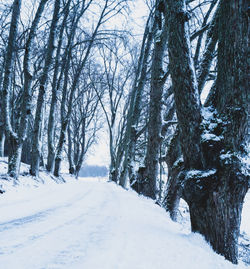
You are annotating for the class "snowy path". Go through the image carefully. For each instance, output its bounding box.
[0,179,246,269]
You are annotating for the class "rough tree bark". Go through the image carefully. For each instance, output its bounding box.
[164,4,220,218]
[139,0,169,199]
[166,0,249,263]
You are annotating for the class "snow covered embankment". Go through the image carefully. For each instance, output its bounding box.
[0,158,249,269]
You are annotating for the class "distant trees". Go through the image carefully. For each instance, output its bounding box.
[0,0,130,178]
[67,73,102,177]
[79,165,108,177]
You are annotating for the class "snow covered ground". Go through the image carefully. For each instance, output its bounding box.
[0,159,249,269]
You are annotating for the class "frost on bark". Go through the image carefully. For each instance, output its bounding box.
[166,0,249,264]
[164,4,220,218]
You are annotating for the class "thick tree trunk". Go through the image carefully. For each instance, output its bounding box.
[183,162,248,264]
[163,4,221,218]
[7,0,49,178]
[166,1,204,170]
[30,0,60,177]
[166,0,249,264]
[1,0,22,178]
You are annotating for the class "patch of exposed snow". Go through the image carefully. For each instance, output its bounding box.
[220,152,250,176]
[236,152,250,177]
[201,133,223,142]
[173,156,184,168]
[186,169,217,179]
[202,106,222,124]
[202,106,215,121]
[241,191,250,235]
[220,152,233,160]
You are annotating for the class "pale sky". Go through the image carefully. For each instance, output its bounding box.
[85,0,149,167]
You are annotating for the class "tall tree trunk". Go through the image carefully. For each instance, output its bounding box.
[166,1,204,170]
[164,5,220,218]
[47,0,71,173]
[140,1,168,199]
[74,118,86,177]
[163,131,183,221]
[30,0,60,177]
[166,0,249,264]
[188,0,249,263]
[1,0,22,178]
[119,13,154,188]
[6,0,49,178]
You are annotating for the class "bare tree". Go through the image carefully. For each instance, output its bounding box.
[119,10,154,188]
[53,0,128,177]
[46,0,72,172]
[30,0,61,177]
[92,39,132,182]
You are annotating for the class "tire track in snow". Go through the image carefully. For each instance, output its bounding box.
[0,188,93,232]
[45,182,121,269]
[0,183,96,256]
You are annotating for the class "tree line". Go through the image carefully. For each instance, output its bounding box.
[0,0,249,264]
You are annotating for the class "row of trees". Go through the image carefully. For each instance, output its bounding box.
[0,0,248,264]
[102,0,249,264]
[0,0,132,179]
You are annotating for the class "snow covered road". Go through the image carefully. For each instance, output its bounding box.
[0,179,247,269]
